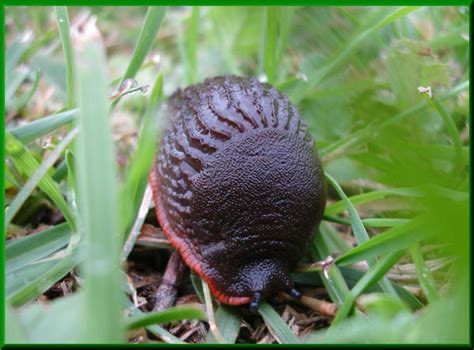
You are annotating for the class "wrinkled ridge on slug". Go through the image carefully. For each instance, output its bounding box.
[151,75,326,306]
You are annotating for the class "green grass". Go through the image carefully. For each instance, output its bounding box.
[54,7,75,110]
[4,5,469,344]
[73,17,123,342]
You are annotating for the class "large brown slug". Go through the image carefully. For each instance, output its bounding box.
[149,75,326,310]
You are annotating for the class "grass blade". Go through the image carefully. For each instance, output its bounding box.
[4,127,78,227]
[182,6,200,84]
[206,305,241,344]
[125,301,183,343]
[8,108,78,144]
[330,250,405,327]
[335,216,429,266]
[420,92,465,174]
[140,324,182,344]
[339,266,423,310]
[5,67,30,102]
[325,188,418,216]
[324,215,410,228]
[126,305,206,331]
[293,6,420,103]
[122,7,166,82]
[73,18,123,343]
[409,244,440,303]
[8,70,40,112]
[55,7,75,109]
[325,173,377,243]
[7,253,77,306]
[263,7,277,84]
[190,272,205,303]
[16,292,84,343]
[7,258,57,297]
[320,80,469,160]
[6,223,71,274]
[119,73,163,244]
[6,35,31,73]
[258,302,299,344]
[325,173,398,296]
[5,132,76,231]
[319,221,351,255]
[312,232,351,304]
[6,304,28,343]
[202,281,224,343]
[121,185,152,261]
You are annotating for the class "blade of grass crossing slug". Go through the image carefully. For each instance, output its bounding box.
[4,127,78,228]
[190,272,205,303]
[4,132,76,231]
[119,73,163,244]
[8,108,78,144]
[325,173,398,297]
[73,18,123,343]
[206,305,241,344]
[55,7,75,109]
[409,244,440,304]
[330,250,405,328]
[126,305,206,330]
[202,280,225,343]
[258,302,300,344]
[121,185,153,261]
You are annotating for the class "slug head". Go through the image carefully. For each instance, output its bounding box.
[190,127,326,301]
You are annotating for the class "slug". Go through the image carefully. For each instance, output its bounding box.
[149,75,326,310]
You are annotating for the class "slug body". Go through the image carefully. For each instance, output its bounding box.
[150,75,326,306]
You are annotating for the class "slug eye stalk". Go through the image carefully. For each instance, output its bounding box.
[249,292,262,313]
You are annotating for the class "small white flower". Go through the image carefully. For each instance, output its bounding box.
[258,74,268,83]
[297,72,308,82]
[417,86,432,99]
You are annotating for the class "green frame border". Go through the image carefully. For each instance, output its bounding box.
[0,1,471,347]
[0,0,473,5]
[1,4,4,348]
